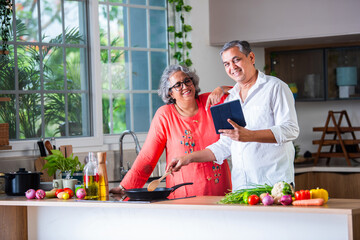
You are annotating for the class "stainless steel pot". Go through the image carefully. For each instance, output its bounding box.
[0,168,42,196]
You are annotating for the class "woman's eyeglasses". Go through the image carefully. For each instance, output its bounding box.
[169,77,193,91]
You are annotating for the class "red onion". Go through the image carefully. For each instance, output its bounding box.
[25,189,36,199]
[262,195,274,206]
[76,188,86,199]
[35,189,46,199]
[280,195,292,205]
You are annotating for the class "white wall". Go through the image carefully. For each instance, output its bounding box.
[190,0,360,155]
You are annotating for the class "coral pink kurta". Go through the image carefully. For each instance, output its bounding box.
[121,93,232,198]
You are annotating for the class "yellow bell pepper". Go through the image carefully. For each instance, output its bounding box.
[310,188,329,203]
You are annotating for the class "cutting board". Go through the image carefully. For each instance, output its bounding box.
[34,157,54,182]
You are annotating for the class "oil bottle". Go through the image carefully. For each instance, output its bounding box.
[97,152,109,201]
[83,152,99,200]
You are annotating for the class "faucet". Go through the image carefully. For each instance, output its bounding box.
[119,130,141,181]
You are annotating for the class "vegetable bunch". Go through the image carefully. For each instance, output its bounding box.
[219,184,273,204]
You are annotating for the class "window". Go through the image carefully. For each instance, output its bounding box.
[0,0,169,147]
[0,0,90,140]
[99,0,168,134]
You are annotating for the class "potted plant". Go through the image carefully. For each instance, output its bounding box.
[0,0,13,54]
[43,150,84,180]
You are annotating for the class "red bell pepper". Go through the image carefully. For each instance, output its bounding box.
[295,190,311,200]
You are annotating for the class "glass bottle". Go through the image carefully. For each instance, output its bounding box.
[83,152,99,200]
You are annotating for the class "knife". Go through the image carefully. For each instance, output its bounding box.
[37,140,47,157]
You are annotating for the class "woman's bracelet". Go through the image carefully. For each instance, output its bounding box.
[119,184,126,192]
[220,86,225,94]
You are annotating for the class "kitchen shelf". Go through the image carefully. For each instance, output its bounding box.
[0,146,11,150]
[312,110,360,166]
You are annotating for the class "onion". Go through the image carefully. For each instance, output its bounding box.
[259,193,269,202]
[280,195,292,205]
[35,189,46,199]
[262,195,274,206]
[25,189,36,199]
[76,188,86,199]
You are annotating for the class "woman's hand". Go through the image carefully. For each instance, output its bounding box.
[167,155,192,172]
[109,184,126,195]
[205,86,225,110]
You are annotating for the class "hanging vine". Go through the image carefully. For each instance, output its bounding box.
[0,0,13,53]
[167,0,192,67]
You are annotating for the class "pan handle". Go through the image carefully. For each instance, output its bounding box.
[171,182,193,192]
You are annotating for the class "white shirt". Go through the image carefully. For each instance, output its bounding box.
[207,71,299,191]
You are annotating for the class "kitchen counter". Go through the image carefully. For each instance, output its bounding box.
[1,194,360,240]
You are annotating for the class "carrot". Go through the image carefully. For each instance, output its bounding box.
[292,198,324,206]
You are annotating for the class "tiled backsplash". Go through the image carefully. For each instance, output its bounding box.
[0,150,166,182]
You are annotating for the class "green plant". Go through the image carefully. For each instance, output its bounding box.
[167,0,192,67]
[0,0,12,53]
[43,150,84,178]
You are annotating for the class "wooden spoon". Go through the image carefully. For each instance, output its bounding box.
[147,171,171,192]
[44,140,53,155]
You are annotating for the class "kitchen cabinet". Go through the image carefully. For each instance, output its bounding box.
[295,167,360,199]
[265,43,360,101]
[209,0,360,46]
[1,195,360,239]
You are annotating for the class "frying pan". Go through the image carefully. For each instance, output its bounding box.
[125,182,193,201]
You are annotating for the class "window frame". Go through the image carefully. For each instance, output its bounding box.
[2,0,168,158]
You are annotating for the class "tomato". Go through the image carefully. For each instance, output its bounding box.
[64,189,74,198]
[248,194,260,205]
[295,190,311,200]
[55,189,64,197]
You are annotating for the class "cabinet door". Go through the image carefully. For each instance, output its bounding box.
[271,49,325,101]
[327,47,360,100]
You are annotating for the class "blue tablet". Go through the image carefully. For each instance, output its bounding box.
[210,99,246,134]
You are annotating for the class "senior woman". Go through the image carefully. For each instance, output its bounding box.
[110,64,232,198]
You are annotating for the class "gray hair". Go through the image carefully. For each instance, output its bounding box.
[158,64,201,104]
[220,40,252,57]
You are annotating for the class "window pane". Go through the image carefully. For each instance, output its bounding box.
[67,48,88,91]
[150,9,167,49]
[41,0,62,43]
[99,4,108,46]
[19,93,41,139]
[111,49,128,90]
[18,45,41,91]
[0,94,16,139]
[151,51,167,90]
[102,93,110,134]
[109,0,125,3]
[101,49,110,90]
[130,8,147,48]
[113,93,128,134]
[16,0,39,42]
[149,0,166,7]
[151,93,164,117]
[43,46,64,90]
[68,93,90,136]
[129,0,146,5]
[109,5,126,47]
[133,94,149,132]
[0,51,15,90]
[45,93,65,137]
[64,1,86,44]
[132,51,149,90]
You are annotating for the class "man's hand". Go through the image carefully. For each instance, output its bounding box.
[205,86,225,110]
[218,119,252,142]
[219,119,276,143]
[167,155,192,172]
